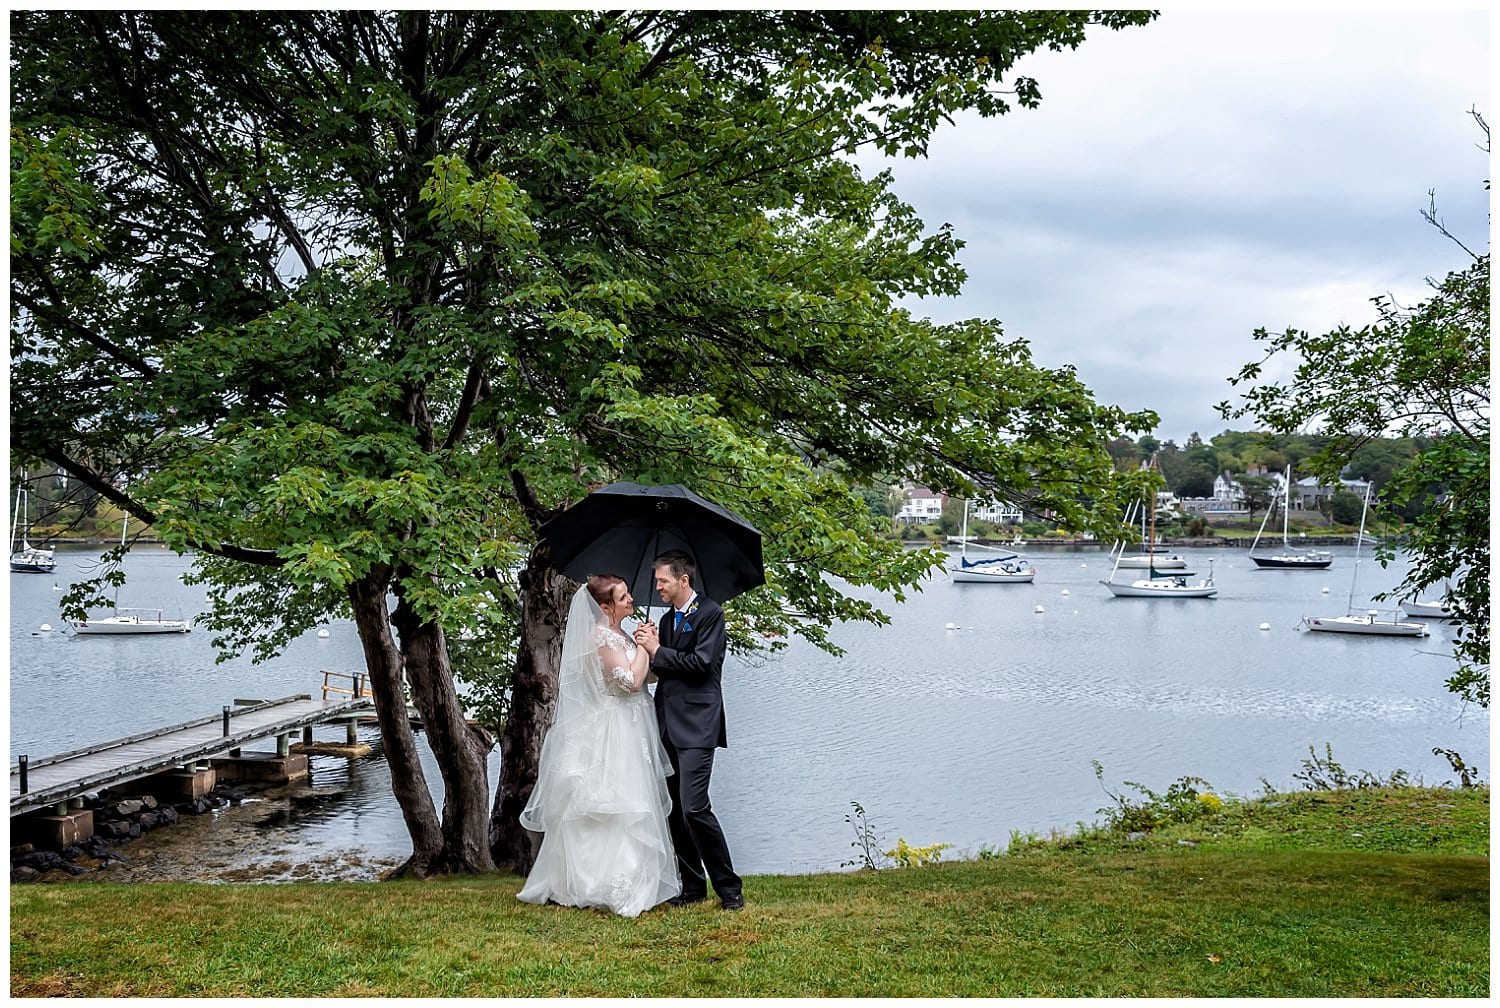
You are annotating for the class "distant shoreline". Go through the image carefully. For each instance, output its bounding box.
[914,536,1375,549]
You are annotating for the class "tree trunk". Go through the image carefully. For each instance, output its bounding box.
[391,594,497,875]
[347,573,445,877]
[489,557,572,874]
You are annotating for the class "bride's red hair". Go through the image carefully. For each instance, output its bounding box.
[586,573,627,607]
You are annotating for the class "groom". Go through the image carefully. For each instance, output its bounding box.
[634,549,744,911]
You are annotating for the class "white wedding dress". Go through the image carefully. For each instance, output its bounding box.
[518,593,680,917]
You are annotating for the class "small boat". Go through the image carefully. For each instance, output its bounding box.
[1115,545,1187,570]
[951,555,1037,583]
[1305,611,1428,637]
[1100,460,1216,599]
[10,483,56,574]
[1303,484,1426,637]
[1248,464,1332,570]
[74,608,192,635]
[949,499,1036,583]
[11,543,57,574]
[1399,598,1454,619]
[1102,570,1218,598]
[72,518,191,635]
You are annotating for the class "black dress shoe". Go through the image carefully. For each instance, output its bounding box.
[668,894,707,907]
[720,895,745,911]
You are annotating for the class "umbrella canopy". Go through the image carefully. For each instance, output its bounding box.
[538,482,765,604]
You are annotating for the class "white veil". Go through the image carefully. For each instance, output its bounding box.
[519,585,613,832]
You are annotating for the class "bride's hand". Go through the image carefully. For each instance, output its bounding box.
[634,622,659,655]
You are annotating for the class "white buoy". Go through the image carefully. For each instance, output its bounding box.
[1080,563,1087,569]
[1259,623,1271,631]
[1060,589,1070,596]
[39,623,52,632]
[317,628,331,638]
[1034,604,1045,613]
[1321,587,1330,594]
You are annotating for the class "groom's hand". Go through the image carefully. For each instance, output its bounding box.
[634,621,660,657]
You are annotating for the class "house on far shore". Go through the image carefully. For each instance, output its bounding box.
[895,486,945,524]
[972,499,1024,525]
[1293,476,1371,511]
[893,487,1024,525]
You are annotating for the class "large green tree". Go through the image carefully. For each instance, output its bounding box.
[1223,116,1489,705]
[11,10,1157,876]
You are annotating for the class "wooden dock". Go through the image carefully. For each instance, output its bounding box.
[10,693,375,817]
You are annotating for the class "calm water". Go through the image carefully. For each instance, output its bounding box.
[7,544,1485,880]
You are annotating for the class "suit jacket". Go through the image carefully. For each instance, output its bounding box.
[650,594,729,749]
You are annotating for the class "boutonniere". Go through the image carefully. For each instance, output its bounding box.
[678,599,699,633]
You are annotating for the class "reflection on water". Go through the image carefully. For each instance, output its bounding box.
[10,545,1486,882]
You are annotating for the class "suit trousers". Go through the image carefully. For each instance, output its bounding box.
[665,744,741,901]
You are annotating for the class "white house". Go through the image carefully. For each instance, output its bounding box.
[895,486,945,523]
[973,499,1024,524]
[1213,467,1288,505]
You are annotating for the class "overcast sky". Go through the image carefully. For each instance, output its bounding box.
[867,7,1490,446]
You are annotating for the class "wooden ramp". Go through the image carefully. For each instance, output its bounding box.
[10,693,375,817]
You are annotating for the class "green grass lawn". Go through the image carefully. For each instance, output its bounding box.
[9,786,1488,997]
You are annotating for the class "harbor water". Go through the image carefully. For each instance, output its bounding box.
[8,544,1486,882]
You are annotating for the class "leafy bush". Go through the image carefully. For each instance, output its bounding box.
[884,838,953,868]
[1091,759,1222,834]
[843,801,951,870]
[1291,743,1411,790]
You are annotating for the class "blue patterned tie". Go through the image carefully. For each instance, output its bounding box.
[673,609,685,633]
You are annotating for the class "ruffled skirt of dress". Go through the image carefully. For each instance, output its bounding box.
[517,692,681,917]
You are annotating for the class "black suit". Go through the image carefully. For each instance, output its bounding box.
[650,594,741,903]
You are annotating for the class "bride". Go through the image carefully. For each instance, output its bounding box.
[517,574,682,916]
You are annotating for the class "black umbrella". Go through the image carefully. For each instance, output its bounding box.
[538,482,765,604]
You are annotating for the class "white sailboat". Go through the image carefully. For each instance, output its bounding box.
[10,481,56,574]
[1303,484,1426,638]
[72,518,191,635]
[1101,476,1216,598]
[949,499,1036,583]
[1115,547,1187,569]
[1114,503,1186,568]
[1399,598,1455,619]
[1248,465,1332,570]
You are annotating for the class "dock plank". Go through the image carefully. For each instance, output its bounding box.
[10,695,376,816]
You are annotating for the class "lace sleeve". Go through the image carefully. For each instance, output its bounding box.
[596,628,639,694]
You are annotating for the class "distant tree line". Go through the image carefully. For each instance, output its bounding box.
[1103,430,1430,517]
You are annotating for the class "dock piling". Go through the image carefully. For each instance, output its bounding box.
[18,755,27,794]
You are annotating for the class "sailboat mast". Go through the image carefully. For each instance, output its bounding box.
[1282,465,1292,548]
[960,497,969,560]
[1147,488,1160,579]
[1345,482,1372,614]
[11,485,22,555]
[115,516,129,610]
